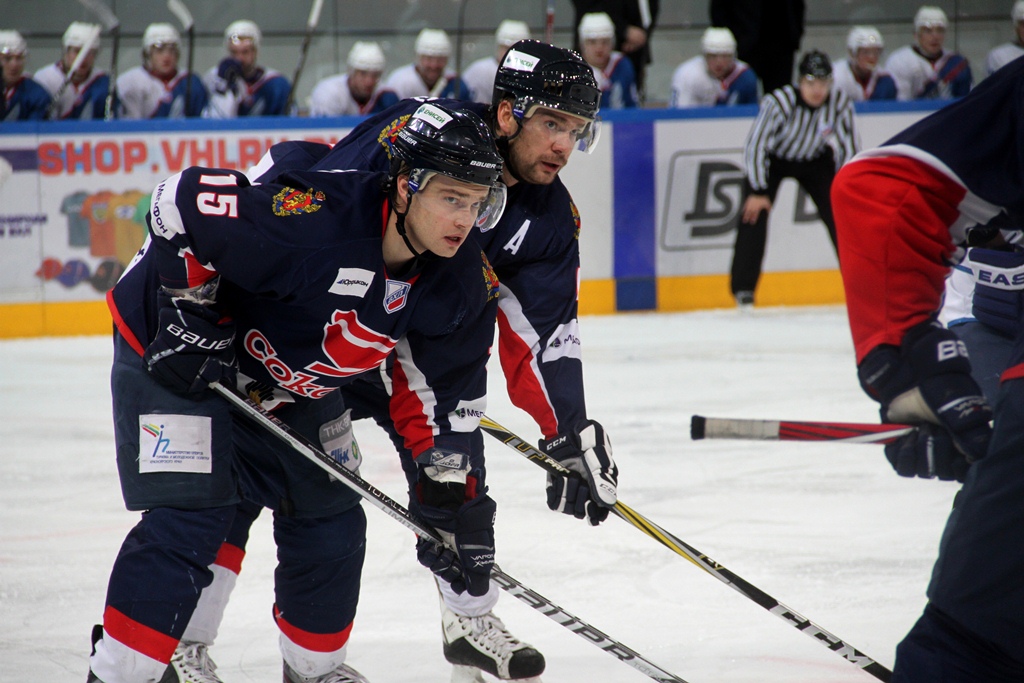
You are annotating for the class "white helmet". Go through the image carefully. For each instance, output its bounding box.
[347,41,385,72]
[225,20,261,49]
[578,12,615,41]
[414,28,451,57]
[1013,0,1024,23]
[847,26,884,52]
[143,23,180,50]
[914,6,948,30]
[63,21,101,50]
[701,27,736,54]
[0,30,27,55]
[495,20,530,47]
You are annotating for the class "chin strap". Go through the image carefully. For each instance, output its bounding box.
[391,189,438,273]
[495,116,526,184]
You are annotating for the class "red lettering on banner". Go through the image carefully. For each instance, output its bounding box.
[124,141,147,172]
[95,141,119,174]
[38,143,63,175]
[66,143,93,174]
[162,140,187,172]
[191,139,215,167]
[216,139,239,170]
[238,138,263,170]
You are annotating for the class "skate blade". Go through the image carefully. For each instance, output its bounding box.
[450,667,543,683]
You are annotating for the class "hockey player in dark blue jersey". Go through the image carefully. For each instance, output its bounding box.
[86,102,507,683]
[0,30,51,121]
[832,56,1024,681]
[179,40,617,682]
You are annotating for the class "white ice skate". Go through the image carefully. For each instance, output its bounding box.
[442,606,545,681]
[283,660,370,683]
[169,641,224,683]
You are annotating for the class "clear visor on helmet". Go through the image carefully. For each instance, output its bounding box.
[521,103,602,154]
[408,169,508,233]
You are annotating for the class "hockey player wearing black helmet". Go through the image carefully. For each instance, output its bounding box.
[86,102,510,683]
[169,41,618,683]
[730,48,859,308]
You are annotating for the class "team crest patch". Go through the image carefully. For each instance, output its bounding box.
[570,199,581,240]
[481,251,499,302]
[377,114,412,159]
[272,187,325,216]
[383,279,411,313]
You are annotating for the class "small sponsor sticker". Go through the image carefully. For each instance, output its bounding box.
[329,267,375,297]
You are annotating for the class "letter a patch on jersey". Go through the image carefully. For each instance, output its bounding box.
[384,279,411,313]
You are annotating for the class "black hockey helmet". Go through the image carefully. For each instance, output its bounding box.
[798,50,833,79]
[492,40,602,153]
[390,102,506,232]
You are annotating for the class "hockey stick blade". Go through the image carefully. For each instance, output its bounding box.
[691,415,914,444]
[167,0,194,30]
[77,0,119,30]
[480,415,893,682]
[211,383,689,683]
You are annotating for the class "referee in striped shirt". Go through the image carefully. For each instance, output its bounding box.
[730,50,859,307]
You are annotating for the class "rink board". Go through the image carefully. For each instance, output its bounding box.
[0,102,941,337]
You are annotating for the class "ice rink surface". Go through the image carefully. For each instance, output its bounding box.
[1,306,959,682]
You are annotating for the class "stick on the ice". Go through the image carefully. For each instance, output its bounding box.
[167,0,195,114]
[211,382,690,683]
[285,0,325,114]
[76,0,119,119]
[480,414,893,682]
[691,415,914,444]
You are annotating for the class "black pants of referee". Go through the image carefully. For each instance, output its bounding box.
[730,152,838,298]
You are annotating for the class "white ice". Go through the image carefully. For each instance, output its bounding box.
[1,306,957,682]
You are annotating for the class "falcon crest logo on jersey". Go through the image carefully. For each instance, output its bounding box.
[570,199,581,240]
[377,114,413,160]
[384,279,411,313]
[481,251,499,302]
[272,187,325,216]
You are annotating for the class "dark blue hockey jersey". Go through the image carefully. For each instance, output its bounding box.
[108,165,498,458]
[250,97,588,439]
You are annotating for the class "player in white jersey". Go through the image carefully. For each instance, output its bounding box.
[203,20,290,118]
[831,26,897,102]
[117,23,208,119]
[670,26,758,108]
[383,28,470,100]
[33,21,110,119]
[308,41,398,116]
[884,6,972,100]
[579,12,638,109]
[987,0,1024,74]
[462,20,530,104]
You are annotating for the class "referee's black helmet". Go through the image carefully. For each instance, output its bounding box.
[798,50,833,79]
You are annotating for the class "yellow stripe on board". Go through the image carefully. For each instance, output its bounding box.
[0,301,112,339]
[657,269,846,311]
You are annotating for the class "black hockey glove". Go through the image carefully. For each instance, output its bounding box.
[143,289,237,394]
[540,419,618,526]
[411,448,495,596]
[415,494,497,597]
[858,319,992,480]
[215,58,243,92]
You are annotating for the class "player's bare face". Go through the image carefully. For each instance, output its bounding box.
[348,69,381,102]
[507,108,586,185]
[406,175,490,258]
[1,52,26,81]
[227,40,258,77]
[917,26,945,57]
[582,37,612,70]
[64,47,98,84]
[704,52,734,80]
[148,44,179,80]
[853,46,882,74]
[416,55,447,88]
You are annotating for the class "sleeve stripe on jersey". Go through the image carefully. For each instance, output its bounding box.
[390,337,438,457]
[148,172,186,240]
[496,302,560,437]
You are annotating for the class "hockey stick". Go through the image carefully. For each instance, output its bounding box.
[544,0,556,44]
[47,23,102,119]
[210,382,689,683]
[285,0,325,114]
[479,415,893,681]
[167,0,194,115]
[454,0,470,79]
[691,415,914,444]
[76,0,119,120]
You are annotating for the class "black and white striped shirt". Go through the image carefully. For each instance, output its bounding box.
[744,84,859,192]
